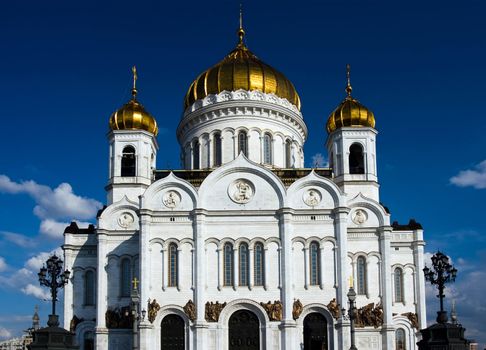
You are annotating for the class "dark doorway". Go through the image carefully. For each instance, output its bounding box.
[161,314,185,350]
[304,312,328,350]
[228,310,260,350]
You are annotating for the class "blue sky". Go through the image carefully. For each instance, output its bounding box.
[0,0,485,345]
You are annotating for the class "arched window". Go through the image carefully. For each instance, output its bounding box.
[254,242,264,286]
[263,133,272,164]
[121,146,136,176]
[224,243,234,286]
[239,243,249,286]
[349,143,364,174]
[168,243,178,287]
[84,270,95,306]
[120,258,131,297]
[285,139,292,168]
[238,131,248,156]
[395,267,404,302]
[310,241,320,285]
[395,328,406,350]
[213,133,222,166]
[193,140,200,169]
[357,256,367,295]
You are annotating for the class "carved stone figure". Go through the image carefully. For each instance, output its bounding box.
[326,298,341,320]
[232,180,253,203]
[105,306,132,329]
[183,300,196,322]
[163,191,180,208]
[118,212,134,229]
[292,299,303,320]
[147,299,160,324]
[354,302,384,328]
[205,301,227,322]
[69,315,83,332]
[371,303,383,328]
[402,312,419,329]
[260,300,283,321]
[304,189,321,207]
[353,209,367,225]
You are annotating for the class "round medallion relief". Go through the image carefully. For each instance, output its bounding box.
[228,179,254,204]
[352,209,368,225]
[118,212,134,229]
[163,190,181,208]
[303,189,322,207]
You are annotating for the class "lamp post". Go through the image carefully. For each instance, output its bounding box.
[37,254,70,327]
[347,286,358,350]
[423,251,457,324]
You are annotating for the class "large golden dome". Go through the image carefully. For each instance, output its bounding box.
[109,67,159,136]
[326,65,375,133]
[184,27,301,110]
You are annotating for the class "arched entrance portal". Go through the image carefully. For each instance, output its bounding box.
[228,310,260,350]
[161,314,185,350]
[304,312,328,350]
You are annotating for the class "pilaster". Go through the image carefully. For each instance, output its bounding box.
[95,232,108,348]
[378,226,395,349]
[413,229,427,329]
[193,209,208,349]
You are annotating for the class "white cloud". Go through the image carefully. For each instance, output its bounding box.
[450,160,486,189]
[0,257,6,272]
[0,175,102,220]
[311,153,328,167]
[0,327,12,339]
[1,231,35,248]
[21,284,50,300]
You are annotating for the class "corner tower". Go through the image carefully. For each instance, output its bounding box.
[326,65,379,200]
[106,67,159,204]
[178,14,307,170]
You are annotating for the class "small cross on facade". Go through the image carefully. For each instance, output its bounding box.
[132,277,139,290]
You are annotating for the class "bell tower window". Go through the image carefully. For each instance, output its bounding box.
[285,139,292,168]
[121,146,136,177]
[193,140,200,169]
[263,133,272,164]
[238,131,248,156]
[214,133,222,166]
[349,143,364,174]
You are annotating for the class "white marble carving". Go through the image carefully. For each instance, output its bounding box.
[303,189,321,207]
[228,179,254,204]
[352,209,368,225]
[163,191,181,208]
[118,212,134,229]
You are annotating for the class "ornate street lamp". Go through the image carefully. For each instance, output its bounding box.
[37,254,70,327]
[347,286,358,350]
[423,251,457,324]
[125,278,146,350]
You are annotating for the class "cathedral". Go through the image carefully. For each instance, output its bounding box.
[62,16,426,350]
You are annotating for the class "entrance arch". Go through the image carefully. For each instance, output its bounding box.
[228,309,260,350]
[304,312,328,350]
[161,314,184,350]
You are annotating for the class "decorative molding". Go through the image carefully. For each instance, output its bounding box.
[162,190,181,209]
[118,212,135,229]
[228,179,254,204]
[303,188,322,207]
[352,209,368,225]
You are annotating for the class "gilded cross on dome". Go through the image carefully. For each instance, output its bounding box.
[131,66,138,99]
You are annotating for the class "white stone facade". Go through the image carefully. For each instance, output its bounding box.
[63,85,426,350]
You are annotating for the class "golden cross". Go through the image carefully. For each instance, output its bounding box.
[349,275,354,288]
[346,64,352,97]
[132,277,139,290]
[131,66,138,99]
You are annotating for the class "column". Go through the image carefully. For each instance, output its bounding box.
[161,247,167,291]
[303,246,309,289]
[95,232,109,348]
[63,248,74,330]
[248,247,254,290]
[333,207,350,350]
[278,208,297,349]
[378,226,394,349]
[217,247,222,291]
[193,209,208,348]
[413,228,426,328]
[319,246,325,289]
[139,212,153,349]
[263,247,269,290]
[233,246,238,290]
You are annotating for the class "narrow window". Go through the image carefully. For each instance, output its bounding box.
[395,328,406,350]
[239,243,249,286]
[285,139,292,168]
[168,243,178,287]
[263,133,272,164]
[349,143,364,174]
[238,131,248,156]
[395,268,404,302]
[120,258,131,297]
[224,243,234,286]
[84,270,95,306]
[357,256,367,295]
[193,140,200,169]
[121,146,136,176]
[213,133,222,166]
[310,241,320,285]
[254,243,264,286]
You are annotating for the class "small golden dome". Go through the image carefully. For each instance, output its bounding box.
[109,67,158,136]
[326,65,375,133]
[184,26,301,110]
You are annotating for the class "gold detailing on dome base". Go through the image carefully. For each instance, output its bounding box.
[326,64,375,133]
[184,11,301,111]
[109,66,159,136]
